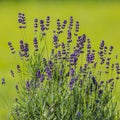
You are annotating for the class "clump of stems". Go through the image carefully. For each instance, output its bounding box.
[4,13,120,120]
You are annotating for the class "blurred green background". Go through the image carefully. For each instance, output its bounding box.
[0,0,120,119]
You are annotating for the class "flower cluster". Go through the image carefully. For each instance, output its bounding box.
[3,13,120,120]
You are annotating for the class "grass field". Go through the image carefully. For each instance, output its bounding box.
[0,1,120,119]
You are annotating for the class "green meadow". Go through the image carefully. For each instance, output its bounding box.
[0,1,120,119]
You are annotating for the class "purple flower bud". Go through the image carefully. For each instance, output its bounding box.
[34,18,38,22]
[63,20,67,24]
[40,20,44,24]
[8,42,12,45]
[110,46,113,50]
[96,100,99,103]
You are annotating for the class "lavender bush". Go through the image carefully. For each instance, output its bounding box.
[3,13,120,120]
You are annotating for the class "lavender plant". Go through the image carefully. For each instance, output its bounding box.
[3,13,120,120]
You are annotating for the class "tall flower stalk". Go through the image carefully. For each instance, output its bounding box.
[2,13,120,120]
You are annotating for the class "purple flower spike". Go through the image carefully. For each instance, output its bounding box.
[100,40,105,49]
[53,35,59,48]
[46,16,50,29]
[8,42,15,54]
[1,78,5,85]
[91,76,97,86]
[36,70,41,78]
[107,78,114,83]
[15,84,19,90]
[15,98,18,102]
[34,18,38,32]
[40,74,45,82]
[10,70,14,77]
[26,81,30,90]
[67,31,72,39]
[17,65,21,73]
[18,13,26,29]
[33,37,39,51]
[98,89,103,97]
[69,78,75,89]
[70,68,75,76]
[61,20,67,29]
[75,21,79,33]
[48,60,53,69]
[77,111,81,119]
[59,70,63,76]
[40,20,45,33]
[45,67,52,79]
